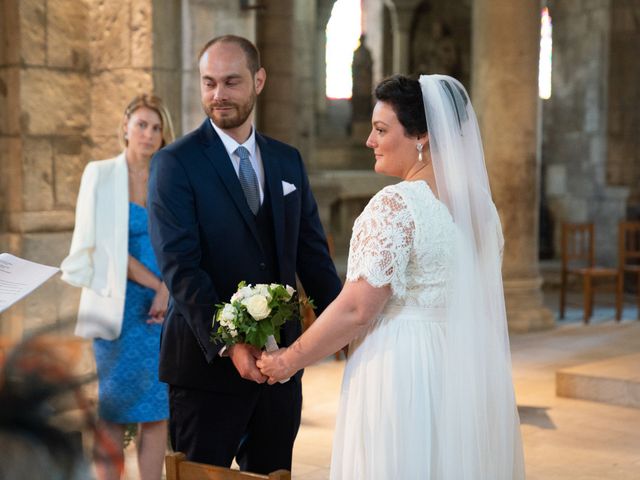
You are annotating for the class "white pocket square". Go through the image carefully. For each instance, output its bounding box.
[282,181,297,196]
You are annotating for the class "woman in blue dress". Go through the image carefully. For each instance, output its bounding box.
[61,94,175,480]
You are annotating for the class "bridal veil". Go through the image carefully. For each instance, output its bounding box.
[419,74,525,479]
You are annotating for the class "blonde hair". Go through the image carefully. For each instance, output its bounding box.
[119,94,175,149]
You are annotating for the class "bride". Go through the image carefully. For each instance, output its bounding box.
[257,74,525,479]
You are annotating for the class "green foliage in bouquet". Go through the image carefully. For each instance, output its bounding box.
[210,282,314,350]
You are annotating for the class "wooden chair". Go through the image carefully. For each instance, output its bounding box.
[560,223,621,323]
[617,221,640,319]
[165,452,291,480]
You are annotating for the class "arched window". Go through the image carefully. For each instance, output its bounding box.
[539,6,552,99]
[325,0,362,99]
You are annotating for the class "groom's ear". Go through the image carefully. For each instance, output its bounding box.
[254,67,266,95]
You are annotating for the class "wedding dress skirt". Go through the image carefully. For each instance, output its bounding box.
[330,305,446,480]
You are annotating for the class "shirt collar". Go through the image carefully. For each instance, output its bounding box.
[209,119,256,159]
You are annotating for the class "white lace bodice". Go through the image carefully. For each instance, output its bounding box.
[346,181,456,308]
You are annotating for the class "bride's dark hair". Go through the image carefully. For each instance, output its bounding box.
[374,75,428,137]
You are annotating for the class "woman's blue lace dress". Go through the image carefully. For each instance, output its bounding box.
[93,203,169,423]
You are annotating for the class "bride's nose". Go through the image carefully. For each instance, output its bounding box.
[366,131,376,149]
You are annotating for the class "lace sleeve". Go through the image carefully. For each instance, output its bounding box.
[346,187,415,296]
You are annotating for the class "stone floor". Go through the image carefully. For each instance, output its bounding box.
[290,292,640,480]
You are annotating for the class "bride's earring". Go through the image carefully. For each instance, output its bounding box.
[416,143,423,162]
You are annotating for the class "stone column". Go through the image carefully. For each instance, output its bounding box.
[350,35,374,141]
[472,0,554,331]
[315,0,334,117]
[384,0,422,74]
[257,0,316,165]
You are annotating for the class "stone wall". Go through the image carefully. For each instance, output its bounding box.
[89,0,182,158]
[0,0,183,338]
[606,0,640,217]
[542,0,628,265]
[0,0,92,338]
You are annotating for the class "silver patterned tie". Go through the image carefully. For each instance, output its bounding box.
[236,146,260,215]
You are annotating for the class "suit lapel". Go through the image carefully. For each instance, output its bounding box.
[199,120,261,244]
[257,133,285,272]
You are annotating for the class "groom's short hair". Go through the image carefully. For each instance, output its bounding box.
[198,35,261,75]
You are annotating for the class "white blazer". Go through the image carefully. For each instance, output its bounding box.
[60,153,129,340]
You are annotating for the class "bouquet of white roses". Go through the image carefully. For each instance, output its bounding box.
[211,281,311,353]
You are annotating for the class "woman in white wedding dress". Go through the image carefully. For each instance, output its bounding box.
[258,74,525,479]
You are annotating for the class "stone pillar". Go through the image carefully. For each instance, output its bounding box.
[384,0,422,74]
[362,0,387,86]
[315,0,334,117]
[350,35,374,141]
[472,0,554,331]
[257,0,316,165]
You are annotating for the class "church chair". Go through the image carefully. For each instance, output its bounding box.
[560,222,621,323]
[165,452,291,480]
[617,221,640,319]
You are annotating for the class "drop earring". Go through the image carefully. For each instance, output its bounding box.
[416,143,423,162]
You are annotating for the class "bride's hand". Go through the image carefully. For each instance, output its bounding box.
[257,349,294,385]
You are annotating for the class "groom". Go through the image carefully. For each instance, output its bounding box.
[148,35,342,473]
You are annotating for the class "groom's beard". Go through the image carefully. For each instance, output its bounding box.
[204,91,256,130]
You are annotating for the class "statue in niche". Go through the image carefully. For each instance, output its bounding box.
[412,20,459,76]
[351,34,374,125]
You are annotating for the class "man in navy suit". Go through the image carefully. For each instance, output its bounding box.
[147,35,341,473]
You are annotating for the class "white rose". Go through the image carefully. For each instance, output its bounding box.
[242,295,271,320]
[232,285,254,302]
[285,285,296,299]
[255,284,271,300]
[220,304,236,322]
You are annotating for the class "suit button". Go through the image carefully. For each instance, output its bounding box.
[259,262,266,270]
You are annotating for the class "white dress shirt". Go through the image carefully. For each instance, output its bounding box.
[210,119,265,204]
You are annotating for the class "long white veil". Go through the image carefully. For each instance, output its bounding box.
[419,75,525,479]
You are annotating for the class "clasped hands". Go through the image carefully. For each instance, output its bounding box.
[228,343,293,385]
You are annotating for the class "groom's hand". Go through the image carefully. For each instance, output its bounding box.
[228,344,267,384]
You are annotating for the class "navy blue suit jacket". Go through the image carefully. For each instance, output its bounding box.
[148,119,342,393]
